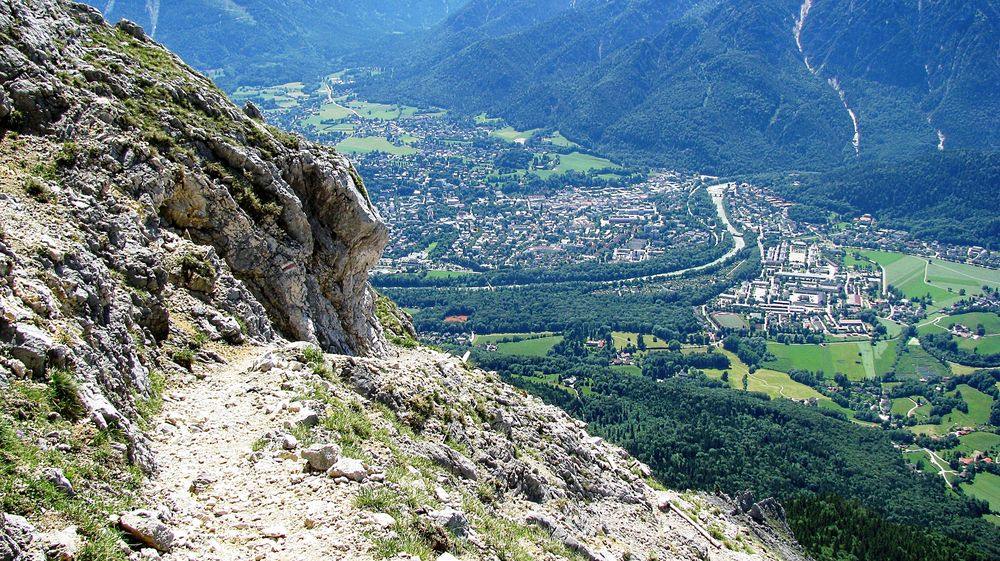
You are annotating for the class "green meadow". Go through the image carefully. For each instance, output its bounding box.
[531,152,621,178]
[766,340,897,381]
[962,473,1000,514]
[336,136,418,155]
[491,126,542,143]
[495,335,564,357]
[857,250,1000,310]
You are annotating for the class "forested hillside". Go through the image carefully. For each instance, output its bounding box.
[358,0,1000,174]
[79,0,468,89]
[471,351,1000,560]
[771,150,1000,248]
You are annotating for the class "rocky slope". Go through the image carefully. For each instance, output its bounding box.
[0,2,810,560]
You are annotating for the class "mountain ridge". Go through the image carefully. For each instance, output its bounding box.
[356,0,1000,174]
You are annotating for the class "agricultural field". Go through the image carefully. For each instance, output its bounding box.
[542,131,579,148]
[910,383,997,435]
[495,335,564,357]
[893,345,950,380]
[471,332,564,357]
[924,312,1000,355]
[424,270,476,280]
[612,365,642,377]
[302,102,355,131]
[473,113,503,125]
[491,126,542,143]
[611,332,671,351]
[231,81,309,109]
[903,449,938,472]
[766,340,896,380]
[962,472,1000,514]
[956,432,1000,455]
[349,100,422,120]
[842,252,878,271]
[878,317,904,339]
[890,397,931,420]
[746,369,826,400]
[699,350,849,412]
[942,384,994,427]
[335,136,418,155]
[531,152,621,179]
[857,250,1000,310]
[301,96,427,134]
[473,332,558,346]
[712,312,749,329]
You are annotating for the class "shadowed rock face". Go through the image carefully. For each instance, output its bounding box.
[0,0,389,470]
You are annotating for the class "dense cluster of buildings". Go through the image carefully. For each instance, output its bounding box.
[373,173,714,272]
[711,184,881,336]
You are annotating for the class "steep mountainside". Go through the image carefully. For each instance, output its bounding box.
[76,0,469,89]
[359,0,1000,174]
[0,2,809,560]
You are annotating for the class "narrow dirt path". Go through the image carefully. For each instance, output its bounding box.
[906,398,920,418]
[144,345,370,561]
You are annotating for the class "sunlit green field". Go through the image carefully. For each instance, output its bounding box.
[473,332,558,346]
[231,81,308,108]
[942,384,994,427]
[857,250,1000,310]
[495,335,564,357]
[491,126,542,143]
[542,131,579,148]
[956,432,1000,455]
[336,136,418,155]
[766,340,896,380]
[712,312,749,329]
[962,473,1000,514]
[531,152,620,178]
[611,331,671,351]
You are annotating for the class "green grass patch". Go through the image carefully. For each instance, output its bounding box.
[496,336,564,357]
[746,369,827,400]
[962,472,1000,514]
[1,381,143,561]
[956,432,1000,455]
[858,250,1000,311]
[766,341,892,381]
[491,126,541,143]
[473,332,558,346]
[712,312,749,329]
[425,270,475,280]
[894,344,950,380]
[336,136,417,155]
[942,384,993,427]
[611,331,671,351]
[541,131,579,148]
[611,365,642,376]
[530,152,621,178]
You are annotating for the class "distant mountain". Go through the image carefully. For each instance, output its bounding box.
[358,0,1000,174]
[79,0,469,89]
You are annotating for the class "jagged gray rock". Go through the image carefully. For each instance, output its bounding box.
[119,510,174,552]
[326,458,367,482]
[301,443,341,472]
[0,0,391,475]
[41,468,75,497]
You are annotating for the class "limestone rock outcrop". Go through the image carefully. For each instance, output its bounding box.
[0,0,389,471]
